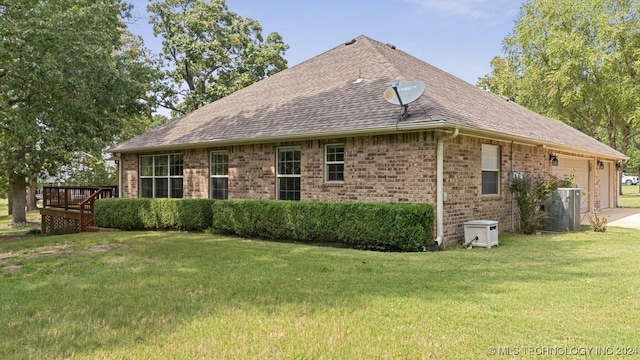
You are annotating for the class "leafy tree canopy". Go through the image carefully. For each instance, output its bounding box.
[0,0,156,223]
[148,0,289,115]
[56,151,118,187]
[478,0,640,155]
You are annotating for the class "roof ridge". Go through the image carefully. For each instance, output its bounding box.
[281,34,369,73]
[351,36,435,121]
[109,35,626,159]
[358,36,405,80]
[358,37,439,120]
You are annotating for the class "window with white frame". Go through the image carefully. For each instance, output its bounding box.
[325,144,344,181]
[210,151,228,199]
[140,154,183,198]
[277,147,301,200]
[481,144,500,195]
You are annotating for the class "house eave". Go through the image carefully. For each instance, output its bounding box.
[108,120,627,161]
[453,125,628,161]
[108,120,450,154]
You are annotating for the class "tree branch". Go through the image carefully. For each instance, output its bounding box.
[183,61,195,91]
[157,100,183,115]
[203,64,221,81]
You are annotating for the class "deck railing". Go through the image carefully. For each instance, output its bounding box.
[43,186,117,211]
[41,186,117,233]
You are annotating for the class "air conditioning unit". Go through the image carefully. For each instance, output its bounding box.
[544,188,581,232]
[463,220,498,248]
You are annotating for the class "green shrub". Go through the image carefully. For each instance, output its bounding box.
[95,198,434,251]
[94,198,213,231]
[509,173,562,234]
[211,200,434,252]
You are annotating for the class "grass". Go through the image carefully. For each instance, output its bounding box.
[2,208,640,359]
[620,185,640,208]
[0,200,41,240]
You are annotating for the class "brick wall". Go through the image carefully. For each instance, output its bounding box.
[184,148,208,198]
[303,132,436,203]
[118,131,610,246]
[121,153,138,198]
[229,143,277,200]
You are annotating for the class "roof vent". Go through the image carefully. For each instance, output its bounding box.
[386,43,396,50]
[344,39,356,46]
[352,68,364,84]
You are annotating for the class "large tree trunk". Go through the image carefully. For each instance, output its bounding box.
[10,174,27,224]
[7,190,13,215]
[26,176,38,211]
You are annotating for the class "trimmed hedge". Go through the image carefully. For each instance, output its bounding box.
[211,200,434,252]
[94,198,434,251]
[94,198,213,231]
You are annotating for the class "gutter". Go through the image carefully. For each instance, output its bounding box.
[434,128,459,247]
[107,120,448,154]
[107,121,626,162]
[448,125,627,161]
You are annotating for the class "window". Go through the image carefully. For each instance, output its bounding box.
[210,151,228,199]
[140,154,183,198]
[481,144,500,195]
[325,144,344,181]
[277,147,301,200]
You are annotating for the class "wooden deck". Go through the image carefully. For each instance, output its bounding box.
[40,186,117,235]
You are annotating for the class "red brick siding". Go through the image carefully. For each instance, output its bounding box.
[119,131,608,245]
[183,148,209,198]
[121,153,138,198]
[229,144,276,199]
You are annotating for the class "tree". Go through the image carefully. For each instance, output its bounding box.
[56,151,118,186]
[149,114,172,129]
[478,0,640,155]
[624,138,640,193]
[477,56,518,101]
[148,0,289,115]
[0,0,155,224]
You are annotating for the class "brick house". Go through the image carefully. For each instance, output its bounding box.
[108,35,627,246]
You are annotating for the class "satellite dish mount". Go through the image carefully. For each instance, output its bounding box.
[384,80,426,121]
[390,80,408,118]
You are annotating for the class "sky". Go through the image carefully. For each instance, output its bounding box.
[126,0,526,88]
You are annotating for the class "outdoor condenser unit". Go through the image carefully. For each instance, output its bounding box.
[463,220,499,248]
[544,188,581,232]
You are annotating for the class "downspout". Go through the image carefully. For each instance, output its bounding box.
[510,141,514,232]
[434,128,459,247]
[116,153,122,198]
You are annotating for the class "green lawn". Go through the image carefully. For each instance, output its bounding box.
[620,185,640,208]
[2,219,640,358]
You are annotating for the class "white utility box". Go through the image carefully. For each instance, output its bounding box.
[463,220,498,248]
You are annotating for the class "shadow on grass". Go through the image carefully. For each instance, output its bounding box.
[0,229,634,358]
[0,212,41,242]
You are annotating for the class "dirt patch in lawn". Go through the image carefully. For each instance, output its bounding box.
[0,259,22,272]
[0,243,119,273]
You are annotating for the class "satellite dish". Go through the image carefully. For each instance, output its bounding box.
[384,80,425,106]
[383,80,426,121]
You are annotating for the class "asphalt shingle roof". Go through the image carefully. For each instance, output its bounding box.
[110,35,625,159]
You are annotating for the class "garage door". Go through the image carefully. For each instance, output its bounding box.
[599,162,610,209]
[552,157,589,213]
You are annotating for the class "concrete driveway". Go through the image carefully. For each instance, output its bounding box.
[582,208,640,230]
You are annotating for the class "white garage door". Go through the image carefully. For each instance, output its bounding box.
[599,162,610,209]
[552,157,589,213]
